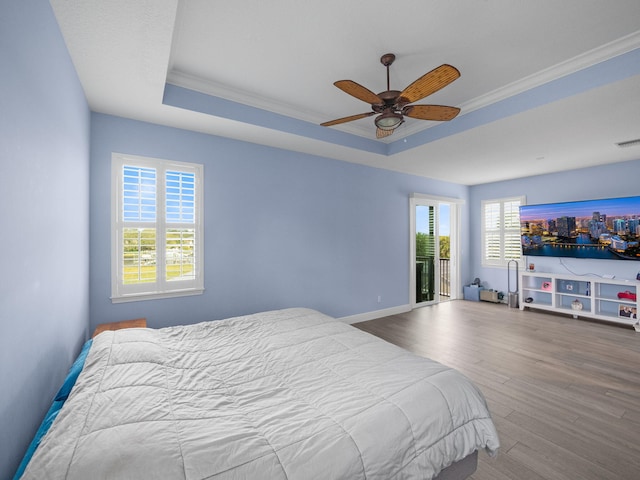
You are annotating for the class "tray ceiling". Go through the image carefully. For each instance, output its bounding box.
[50,0,640,185]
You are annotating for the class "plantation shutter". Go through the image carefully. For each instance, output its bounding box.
[122,166,157,285]
[503,200,522,260]
[165,170,197,282]
[426,205,436,257]
[482,197,523,267]
[484,202,501,262]
[112,153,203,302]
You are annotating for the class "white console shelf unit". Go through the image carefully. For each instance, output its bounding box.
[520,271,638,326]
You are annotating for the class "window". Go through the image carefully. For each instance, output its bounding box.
[481,196,524,267]
[111,153,203,302]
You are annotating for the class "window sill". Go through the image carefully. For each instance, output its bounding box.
[111,288,204,304]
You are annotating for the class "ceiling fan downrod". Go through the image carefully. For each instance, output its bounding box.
[380,53,395,92]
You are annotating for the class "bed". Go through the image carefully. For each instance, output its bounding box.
[19,308,499,479]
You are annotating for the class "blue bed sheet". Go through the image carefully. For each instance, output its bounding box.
[13,339,93,480]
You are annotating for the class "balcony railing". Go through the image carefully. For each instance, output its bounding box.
[440,258,450,297]
[416,257,450,302]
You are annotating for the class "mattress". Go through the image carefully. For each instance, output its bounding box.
[21,308,499,479]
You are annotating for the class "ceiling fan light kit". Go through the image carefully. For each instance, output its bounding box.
[375,111,404,130]
[321,53,461,139]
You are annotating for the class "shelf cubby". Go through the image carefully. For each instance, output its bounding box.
[520,271,638,328]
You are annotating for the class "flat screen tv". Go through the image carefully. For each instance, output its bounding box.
[520,196,640,261]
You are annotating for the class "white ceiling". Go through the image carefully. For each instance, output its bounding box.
[50,0,640,185]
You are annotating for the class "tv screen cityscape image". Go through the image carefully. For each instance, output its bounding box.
[520,196,640,261]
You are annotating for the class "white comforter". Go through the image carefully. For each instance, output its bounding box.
[23,308,499,479]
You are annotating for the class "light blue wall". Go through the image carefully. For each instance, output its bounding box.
[4,6,636,479]
[90,113,470,330]
[0,1,90,478]
[469,159,640,294]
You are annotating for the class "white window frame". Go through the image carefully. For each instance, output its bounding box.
[481,196,525,268]
[111,153,204,303]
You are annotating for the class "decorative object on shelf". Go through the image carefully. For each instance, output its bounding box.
[618,305,637,318]
[524,297,534,303]
[528,263,535,272]
[585,282,590,296]
[571,299,583,311]
[559,279,577,292]
[541,281,552,291]
[617,290,637,301]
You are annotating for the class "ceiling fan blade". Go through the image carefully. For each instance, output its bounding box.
[405,105,461,121]
[321,112,375,127]
[376,127,395,139]
[334,80,383,105]
[399,64,460,104]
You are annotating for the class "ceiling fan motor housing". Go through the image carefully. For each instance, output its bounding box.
[377,90,402,104]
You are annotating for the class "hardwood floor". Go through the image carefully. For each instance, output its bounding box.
[353,300,640,480]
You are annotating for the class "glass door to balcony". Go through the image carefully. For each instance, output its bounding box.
[415,204,437,304]
[410,195,459,307]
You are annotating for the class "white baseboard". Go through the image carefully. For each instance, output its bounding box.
[339,304,411,325]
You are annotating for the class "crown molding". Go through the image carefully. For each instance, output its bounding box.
[458,30,640,115]
[166,69,378,139]
[166,31,640,142]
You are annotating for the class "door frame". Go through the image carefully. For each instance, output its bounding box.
[409,193,463,308]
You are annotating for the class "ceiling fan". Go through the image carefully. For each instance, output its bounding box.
[321,54,461,139]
